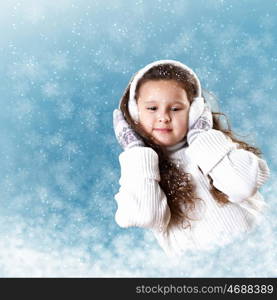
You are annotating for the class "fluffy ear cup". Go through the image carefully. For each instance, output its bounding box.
[188,97,205,129]
[128,95,140,123]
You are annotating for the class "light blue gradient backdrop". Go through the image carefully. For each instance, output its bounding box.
[0,0,276,277]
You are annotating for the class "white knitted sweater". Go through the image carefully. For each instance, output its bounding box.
[114,129,270,257]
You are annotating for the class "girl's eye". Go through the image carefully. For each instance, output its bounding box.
[146,106,182,111]
[147,107,157,111]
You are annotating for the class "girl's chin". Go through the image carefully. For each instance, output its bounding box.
[150,135,187,147]
[151,137,179,147]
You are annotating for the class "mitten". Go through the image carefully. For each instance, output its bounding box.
[113,109,145,150]
[187,98,213,145]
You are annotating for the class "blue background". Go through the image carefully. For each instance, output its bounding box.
[0,0,276,277]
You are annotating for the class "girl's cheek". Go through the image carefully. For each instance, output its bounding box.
[143,121,152,131]
[141,115,152,126]
[145,122,155,133]
[138,117,152,131]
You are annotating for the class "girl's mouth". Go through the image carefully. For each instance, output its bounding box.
[154,128,172,133]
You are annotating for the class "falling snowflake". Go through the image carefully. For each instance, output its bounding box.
[41,82,60,98]
[50,52,69,71]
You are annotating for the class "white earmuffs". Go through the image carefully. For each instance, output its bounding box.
[121,59,205,128]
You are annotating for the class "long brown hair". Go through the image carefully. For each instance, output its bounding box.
[119,63,262,227]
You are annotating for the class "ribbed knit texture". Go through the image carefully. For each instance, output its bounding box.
[119,147,161,182]
[115,147,171,230]
[186,129,236,175]
[114,130,270,257]
[165,139,187,152]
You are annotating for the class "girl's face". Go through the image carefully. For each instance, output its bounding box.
[137,80,190,147]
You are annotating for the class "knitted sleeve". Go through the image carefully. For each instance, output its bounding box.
[114,147,171,230]
[186,129,270,202]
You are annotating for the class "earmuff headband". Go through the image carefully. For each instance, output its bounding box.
[124,59,205,126]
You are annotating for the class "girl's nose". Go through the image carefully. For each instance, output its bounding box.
[158,113,170,122]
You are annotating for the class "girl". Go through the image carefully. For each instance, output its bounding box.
[112,59,270,257]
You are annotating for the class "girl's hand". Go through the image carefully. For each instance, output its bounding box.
[113,109,145,150]
[187,101,213,145]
